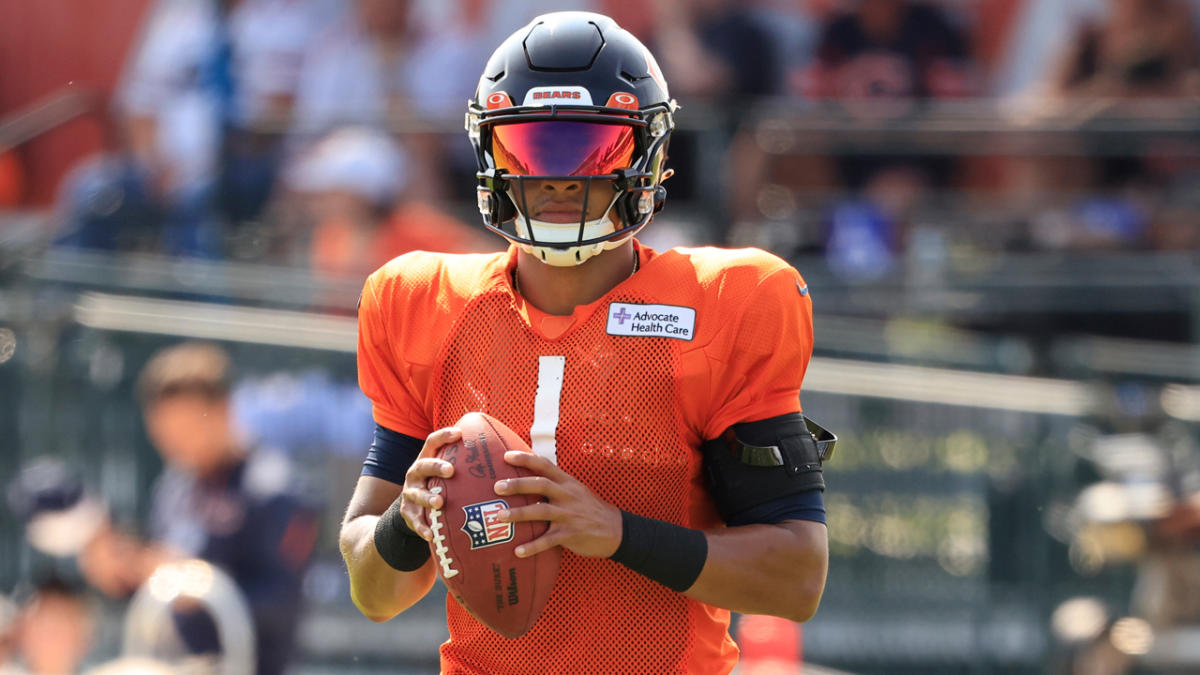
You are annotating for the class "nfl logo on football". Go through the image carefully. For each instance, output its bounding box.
[462,500,514,549]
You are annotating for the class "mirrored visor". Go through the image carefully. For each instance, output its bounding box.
[491,121,636,176]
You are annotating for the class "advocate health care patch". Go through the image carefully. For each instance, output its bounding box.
[605,303,696,341]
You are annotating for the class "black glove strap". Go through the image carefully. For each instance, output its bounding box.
[609,510,708,592]
[373,500,431,572]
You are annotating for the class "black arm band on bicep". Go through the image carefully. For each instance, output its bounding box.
[703,412,829,523]
[373,499,430,572]
[362,424,424,485]
[608,510,708,593]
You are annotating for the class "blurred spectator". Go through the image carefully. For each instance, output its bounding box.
[231,368,376,558]
[8,576,95,675]
[289,0,484,201]
[801,0,975,104]
[992,0,1105,98]
[114,0,227,257]
[1050,423,1200,672]
[53,155,163,253]
[77,0,335,258]
[78,342,319,675]
[218,0,342,230]
[6,459,107,559]
[284,126,495,281]
[233,369,373,459]
[755,0,822,77]
[649,0,799,242]
[823,198,899,282]
[1143,494,1200,626]
[1011,0,1200,252]
[652,0,788,100]
[226,0,341,132]
[1051,0,1200,239]
[1049,0,1200,98]
[291,0,475,133]
[789,0,978,279]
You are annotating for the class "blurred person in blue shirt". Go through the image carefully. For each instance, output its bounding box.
[79,342,319,675]
[799,0,976,279]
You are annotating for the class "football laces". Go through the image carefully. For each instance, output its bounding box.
[428,486,460,579]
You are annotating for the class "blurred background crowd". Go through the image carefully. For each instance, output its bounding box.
[2,0,1200,673]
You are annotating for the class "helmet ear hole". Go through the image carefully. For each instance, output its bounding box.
[493,191,518,224]
[614,185,665,225]
[615,191,638,228]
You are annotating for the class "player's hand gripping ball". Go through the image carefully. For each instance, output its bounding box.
[426,412,562,638]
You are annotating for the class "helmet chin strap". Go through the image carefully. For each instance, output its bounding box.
[514,239,641,296]
[510,194,626,267]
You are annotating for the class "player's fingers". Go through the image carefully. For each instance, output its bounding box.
[407,457,455,482]
[502,450,570,481]
[399,485,449,540]
[398,501,431,541]
[419,427,462,459]
[400,511,432,541]
[499,501,559,524]
[515,529,565,558]
[401,483,443,511]
[494,475,569,500]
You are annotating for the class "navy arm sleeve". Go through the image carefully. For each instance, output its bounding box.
[361,424,424,484]
[726,490,825,527]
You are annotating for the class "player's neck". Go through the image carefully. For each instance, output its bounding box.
[514,242,638,316]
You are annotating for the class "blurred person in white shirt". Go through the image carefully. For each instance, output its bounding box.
[289,0,488,201]
[115,0,337,256]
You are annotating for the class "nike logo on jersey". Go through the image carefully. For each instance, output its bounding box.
[606,302,696,341]
[796,281,809,296]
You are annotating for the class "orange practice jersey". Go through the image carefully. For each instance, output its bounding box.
[357,242,814,675]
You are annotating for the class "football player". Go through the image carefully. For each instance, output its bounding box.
[340,11,832,674]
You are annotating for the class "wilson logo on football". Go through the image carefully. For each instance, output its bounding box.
[462,499,513,548]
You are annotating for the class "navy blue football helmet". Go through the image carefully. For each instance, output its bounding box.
[467,12,676,266]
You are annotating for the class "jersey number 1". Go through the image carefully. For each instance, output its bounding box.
[529,355,565,465]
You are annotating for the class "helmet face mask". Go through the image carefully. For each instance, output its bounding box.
[467,12,676,266]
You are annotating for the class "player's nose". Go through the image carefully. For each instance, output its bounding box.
[536,178,583,193]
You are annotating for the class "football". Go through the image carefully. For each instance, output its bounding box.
[426,411,562,638]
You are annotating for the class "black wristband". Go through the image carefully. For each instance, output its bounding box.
[373,500,431,572]
[608,510,708,592]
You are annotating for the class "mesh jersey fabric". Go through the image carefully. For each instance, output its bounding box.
[357,242,814,675]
